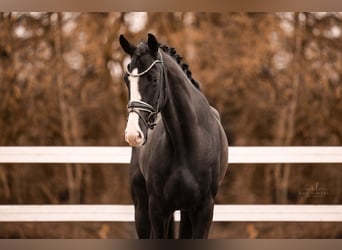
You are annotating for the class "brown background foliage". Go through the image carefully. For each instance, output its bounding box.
[0,12,341,238]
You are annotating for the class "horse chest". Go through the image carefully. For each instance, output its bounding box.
[139,148,210,202]
[147,161,204,208]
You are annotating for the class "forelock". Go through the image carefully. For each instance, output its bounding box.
[135,42,149,57]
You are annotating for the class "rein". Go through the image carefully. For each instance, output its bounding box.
[126,51,164,130]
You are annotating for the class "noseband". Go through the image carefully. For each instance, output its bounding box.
[126,51,163,130]
[127,100,158,129]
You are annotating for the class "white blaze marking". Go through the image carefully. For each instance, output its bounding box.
[128,68,141,101]
[125,68,144,146]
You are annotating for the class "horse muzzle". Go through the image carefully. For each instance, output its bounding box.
[125,130,145,147]
[125,112,145,147]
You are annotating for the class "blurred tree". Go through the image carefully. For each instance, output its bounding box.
[0,12,341,238]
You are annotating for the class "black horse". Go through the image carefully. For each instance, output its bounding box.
[119,34,228,239]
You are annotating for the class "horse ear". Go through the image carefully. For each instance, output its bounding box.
[119,34,135,56]
[147,33,159,54]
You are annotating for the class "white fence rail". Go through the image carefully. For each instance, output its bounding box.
[1,146,342,164]
[0,146,341,222]
[0,205,341,222]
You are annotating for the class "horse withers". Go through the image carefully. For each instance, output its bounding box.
[119,33,228,239]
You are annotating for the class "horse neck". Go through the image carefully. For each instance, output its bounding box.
[161,53,203,154]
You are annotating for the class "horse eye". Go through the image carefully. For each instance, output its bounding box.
[146,74,158,83]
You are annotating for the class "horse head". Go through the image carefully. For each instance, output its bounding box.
[120,34,167,147]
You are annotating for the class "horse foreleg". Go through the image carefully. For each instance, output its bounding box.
[179,210,192,239]
[130,168,150,238]
[149,196,172,239]
[190,197,214,239]
[167,213,175,239]
[133,197,150,239]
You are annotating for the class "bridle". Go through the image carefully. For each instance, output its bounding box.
[126,51,164,130]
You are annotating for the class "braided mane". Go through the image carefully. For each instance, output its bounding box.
[159,44,201,91]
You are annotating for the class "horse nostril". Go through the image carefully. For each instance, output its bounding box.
[124,128,144,146]
[137,131,142,140]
